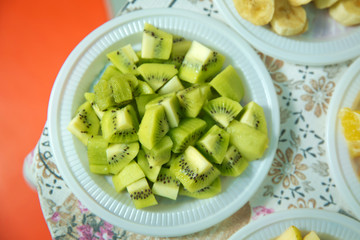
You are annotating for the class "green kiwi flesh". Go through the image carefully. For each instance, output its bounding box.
[238,101,268,135]
[137,105,169,149]
[145,92,181,128]
[168,118,207,153]
[84,92,105,120]
[133,80,155,97]
[136,150,161,182]
[112,161,145,192]
[157,75,184,95]
[108,76,133,105]
[203,96,242,128]
[165,36,192,68]
[126,178,158,209]
[106,142,139,175]
[215,145,249,177]
[135,94,159,118]
[101,107,138,144]
[141,23,173,60]
[179,41,225,84]
[87,136,109,174]
[176,86,207,118]
[138,63,178,91]
[209,65,245,102]
[142,136,173,167]
[67,101,100,145]
[106,44,139,75]
[179,177,221,199]
[196,125,230,164]
[152,167,180,200]
[226,120,268,161]
[94,79,116,111]
[170,146,220,192]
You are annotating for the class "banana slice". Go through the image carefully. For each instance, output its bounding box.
[270,0,308,36]
[288,0,312,6]
[314,0,338,9]
[233,0,275,25]
[329,0,360,26]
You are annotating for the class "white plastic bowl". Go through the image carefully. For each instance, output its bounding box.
[48,8,280,237]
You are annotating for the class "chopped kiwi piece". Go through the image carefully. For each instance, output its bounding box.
[106,142,139,175]
[203,96,242,128]
[196,125,230,164]
[142,136,173,167]
[138,105,169,149]
[94,78,116,111]
[141,23,173,60]
[157,75,184,95]
[67,101,100,145]
[215,145,249,177]
[87,136,109,174]
[170,146,220,192]
[145,92,181,128]
[127,178,158,209]
[108,76,133,105]
[101,107,138,143]
[135,94,159,118]
[100,64,122,81]
[133,80,155,97]
[137,150,161,182]
[179,41,225,83]
[106,44,139,75]
[209,65,245,102]
[179,177,221,199]
[165,35,192,68]
[138,63,178,91]
[226,120,268,161]
[238,101,268,135]
[168,118,207,153]
[84,92,105,120]
[176,86,207,118]
[152,167,180,200]
[112,161,145,192]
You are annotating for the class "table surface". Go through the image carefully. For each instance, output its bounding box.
[23,0,360,239]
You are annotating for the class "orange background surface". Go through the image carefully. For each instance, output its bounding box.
[0,0,108,239]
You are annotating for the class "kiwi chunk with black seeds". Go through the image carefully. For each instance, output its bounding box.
[106,141,139,175]
[238,101,268,135]
[67,101,100,145]
[179,41,225,84]
[84,92,105,120]
[196,125,230,164]
[94,78,116,111]
[108,76,133,106]
[127,178,158,209]
[112,160,145,192]
[101,107,138,144]
[87,135,109,174]
[137,150,161,182]
[157,75,184,95]
[176,86,207,118]
[170,146,220,192]
[135,94,159,118]
[145,92,181,128]
[168,118,207,153]
[203,96,242,128]
[215,145,249,177]
[138,105,169,149]
[152,167,180,200]
[133,80,155,97]
[179,177,221,199]
[142,135,173,167]
[141,23,173,60]
[106,44,139,75]
[138,63,178,91]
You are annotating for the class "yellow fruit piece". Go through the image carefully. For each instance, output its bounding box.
[339,107,360,158]
[303,230,320,240]
[329,0,360,26]
[288,0,312,6]
[276,225,302,240]
[233,0,275,26]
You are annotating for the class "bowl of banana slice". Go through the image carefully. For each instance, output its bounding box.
[215,0,360,65]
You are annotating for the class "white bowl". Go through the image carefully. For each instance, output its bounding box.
[48,8,280,237]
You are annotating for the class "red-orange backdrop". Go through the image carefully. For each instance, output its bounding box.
[0,0,108,239]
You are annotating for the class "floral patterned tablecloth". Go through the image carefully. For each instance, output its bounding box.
[23,0,360,239]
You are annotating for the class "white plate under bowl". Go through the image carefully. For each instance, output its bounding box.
[229,209,360,240]
[215,0,360,66]
[326,57,360,219]
[48,8,280,237]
